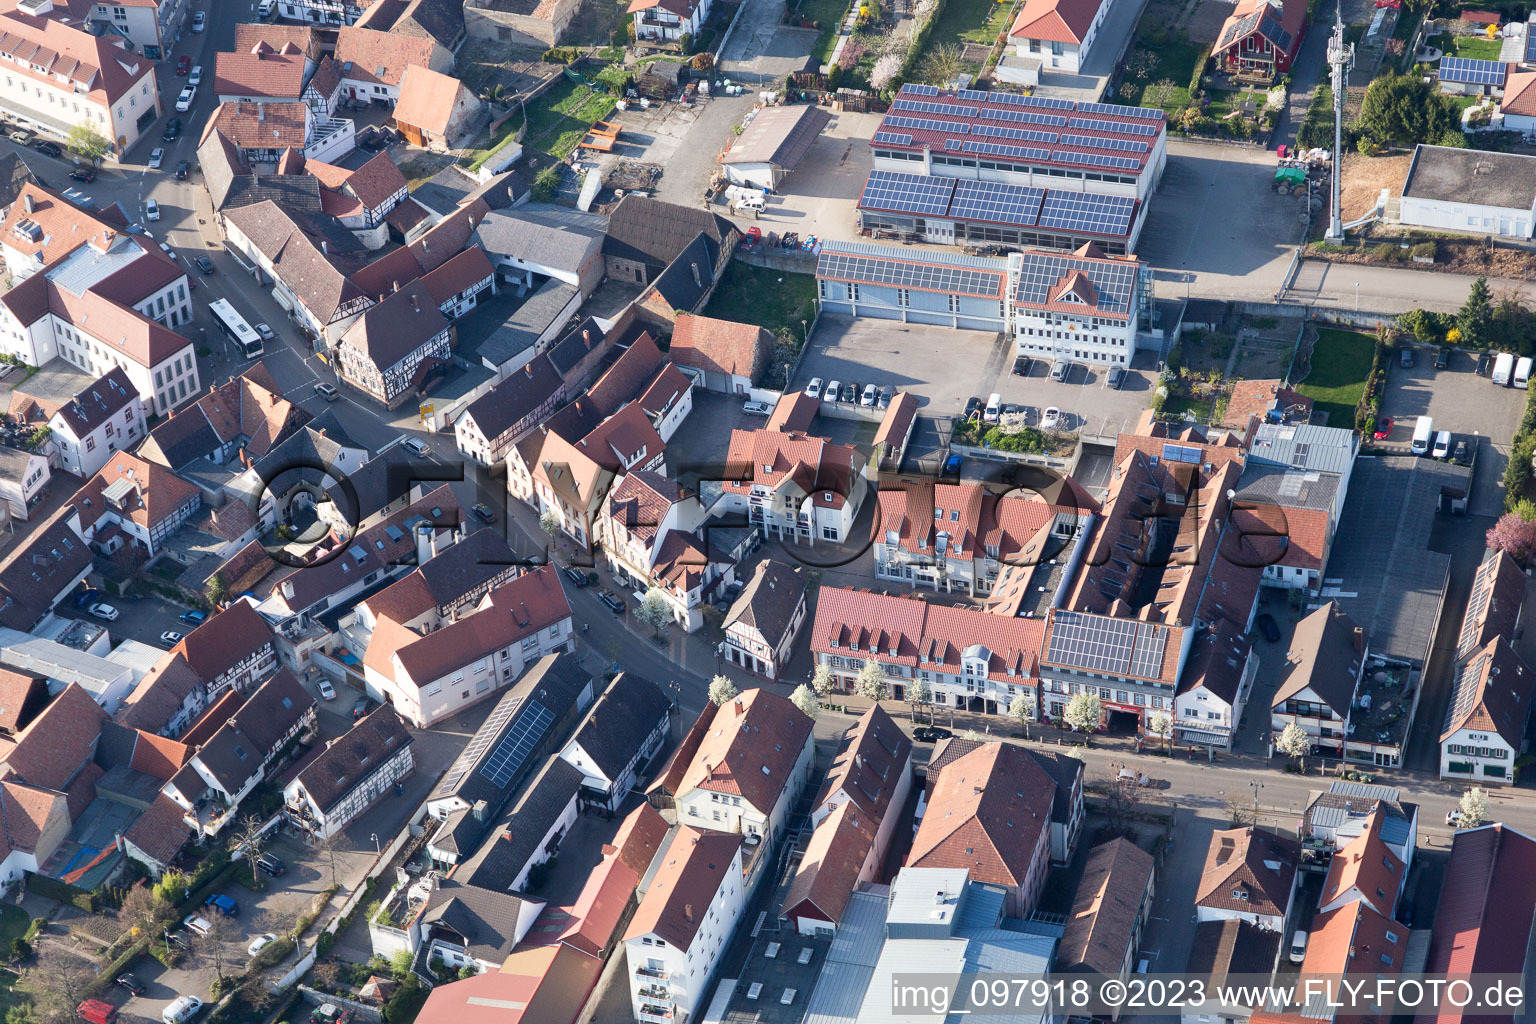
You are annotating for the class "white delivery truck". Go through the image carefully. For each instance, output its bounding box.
[1494,352,1516,386]
[1517,357,1532,389]
[1411,416,1435,455]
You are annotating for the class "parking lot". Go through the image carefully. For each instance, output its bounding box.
[740,111,882,241]
[1376,344,1526,517]
[797,316,1153,437]
[56,592,198,652]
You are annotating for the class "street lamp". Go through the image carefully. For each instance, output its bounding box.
[1250,779,1263,821]
[1354,282,1360,311]
[370,832,380,855]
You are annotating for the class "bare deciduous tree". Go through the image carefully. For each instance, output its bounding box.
[230,814,269,891]
[195,913,238,982]
[920,43,966,87]
[16,946,97,1024]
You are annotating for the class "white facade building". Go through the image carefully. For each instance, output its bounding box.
[1399,144,1536,240]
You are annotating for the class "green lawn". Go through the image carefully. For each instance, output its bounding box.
[1163,396,1213,421]
[1297,328,1375,425]
[1451,34,1504,60]
[1116,37,1205,114]
[790,0,852,63]
[917,0,1013,69]
[521,79,616,159]
[0,907,27,948]
[704,262,818,339]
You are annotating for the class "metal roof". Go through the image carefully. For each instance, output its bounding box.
[1247,422,1356,474]
[817,241,1009,299]
[827,890,890,967]
[1235,461,1341,513]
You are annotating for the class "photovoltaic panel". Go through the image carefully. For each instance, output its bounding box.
[1079,100,1166,121]
[891,99,986,118]
[1019,94,1075,109]
[949,179,1044,226]
[944,138,962,150]
[1069,116,1160,137]
[972,123,1058,143]
[1036,191,1135,236]
[1018,110,1070,127]
[859,170,956,215]
[479,701,554,788]
[1014,250,1138,312]
[872,131,913,147]
[961,140,1052,161]
[901,82,941,96]
[986,90,1039,107]
[1162,443,1203,464]
[884,114,972,135]
[817,250,1004,297]
[1046,611,1139,672]
[1438,56,1505,86]
[1129,624,1170,681]
[957,89,991,102]
[1055,150,1141,170]
[1058,133,1150,153]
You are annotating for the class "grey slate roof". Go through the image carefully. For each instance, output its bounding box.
[415,529,520,603]
[411,164,483,216]
[646,231,716,313]
[546,317,607,377]
[253,413,366,489]
[602,194,732,271]
[223,201,373,323]
[294,705,413,814]
[0,446,36,485]
[51,366,137,437]
[338,279,450,371]
[565,672,671,783]
[1236,461,1341,514]
[474,206,605,275]
[724,561,805,648]
[458,756,584,892]
[0,151,38,210]
[194,669,313,794]
[419,877,540,963]
[478,279,580,371]
[325,448,414,522]
[460,356,562,440]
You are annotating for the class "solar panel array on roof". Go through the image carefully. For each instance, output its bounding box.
[963,140,1052,161]
[885,114,973,135]
[1013,249,1139,314]
[1438,56,1506,86]
[949,179,1045,226]
[1255,10,1292,53]
[1079,100,1165,121]
[1020,95,1075,109]
[1527,31,1536,63]
[1056,150,1142,170]
[1046,611,1168,680]
[818,249,1004,297]
[1058,133,1150,153]
[1162,443,1203,464]
[860,170,957,216]
[480,700,554,788]
[872,131,913,147]
[972,123,1059,144]
[903,83,941,96]
[1035,191,1135,235]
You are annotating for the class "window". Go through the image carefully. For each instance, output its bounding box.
[1184,708,1198,717]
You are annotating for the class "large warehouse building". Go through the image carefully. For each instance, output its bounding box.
[857,83,1166,254]
[1398,145,1536,240]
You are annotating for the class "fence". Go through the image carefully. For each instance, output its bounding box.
[952,441,1074,471]
[735,248,818,274]
[296,984,383,1022]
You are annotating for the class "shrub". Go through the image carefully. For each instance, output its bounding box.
[317,930,335,958]
[679,32,693,53]
[531,165,562,202]
[250,936,295,971]
[1410,241,1436,260]
[384,974,426,1023]
[1372,243,1406,262]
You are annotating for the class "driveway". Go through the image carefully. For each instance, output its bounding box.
[732,112,883,241]
[717,0,819,84]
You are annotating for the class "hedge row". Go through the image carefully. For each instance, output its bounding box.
[1503,386,1536,510]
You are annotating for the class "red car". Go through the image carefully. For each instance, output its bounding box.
[175,56,191,76]
[741,226,761,251]
[1373,416,1394,440]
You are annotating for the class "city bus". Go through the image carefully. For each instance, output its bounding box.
[208,298,263,359]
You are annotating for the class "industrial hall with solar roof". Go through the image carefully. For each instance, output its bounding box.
[859,83,1167,253]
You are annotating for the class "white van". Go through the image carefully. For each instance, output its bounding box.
[1432,430,1452,459]
[162,996,202,1024]
[1494,352,1516,386]
[1411,416,1434,455]
[984,393,1002,423]
[1517,357,1532,389]
[1289,931,1309,964]
[257,0,275,16]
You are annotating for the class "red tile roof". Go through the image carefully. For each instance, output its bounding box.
[393,64,469,135]
[668,314,771,383]
[1009,0,1106,42]
[213,49,306,99]
[416,944,602,1024]
[609,802,669,876]
[419,246,493,308]
[783,799,876,925]
[816,704,911,819]
[908,742,1053,889]
[1415,824,1536,1024]
[117,652,202,734]
[335,26,438,87]
[670,688,813,815]
[129,731,190,781]
[0,10,153,107]
[1058,837,1156,973]
[0,669,44,734]
[624,826,743,947]
[1195,827,1298,918]
[204,101,308,150]
[1504,70,1536,118]
[1320,809,1404,916]
[72,450,198,535]
[2,683,106,792]
[1223,379,1313,429]
[1299,902,1406,1024]
[171,600,274,686]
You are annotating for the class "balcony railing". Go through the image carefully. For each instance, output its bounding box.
[638,985,670,999]
[639,1005,674,1022]
[636,966,670,980]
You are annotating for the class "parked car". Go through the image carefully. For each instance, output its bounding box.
[861,383,879,407]
[191,10,205,30]
[401,437,429,457]
[30,140,60,157]
[1256,613,1281,643]
[194,255,215,275]
[943,452,962,476]
[73,588,101,608]
[89,603,118,621]
[179,609,205,625]
[1400,347,1414,368]
[248,933,278,956]
[205,894,239,917]
[254,322,275,341]
[1013,356,1031,377]
[159,631,182,647]
[1106,366,1126,390]
[69,168,95,182]
[145,198,159,222]
[163,996,203,1024]
[175,159,190,181]
[742,400,771,415]
[182,914,212,936]
[188,67,202,88]
[312,382,337,401]
[1436,346,1450,369]
[316,679,336,701]
[563,567,589,588]
[1050,359,1070,382]
[1454,439,1473,465]
[175,87,195,112]
[5,130,28,144]
[76,1000,116,1024]
[983,393,1001,423]
[159,241,176,260]
[913,726,954,742]
[1041,407,1061,430]
[352,697,372,719]
[963,396,982,420]
[823,379,841,404]
[804,377,823,399]
[598,591,625,614]
[1477,351,1492,376]
[148,147,164,170]
[471,503,496,523]
[879,384,895,408]
[162,118,181,142]
[1372,416,1393,440]
[175,56,191,75]
[256,852,286,876]
[1447,808,1463,827]
[1289,931,1309,964]
[116,974,145,996]
[840,381,857,404]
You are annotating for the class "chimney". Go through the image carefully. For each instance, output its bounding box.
[684,904,693,922]
[416,524,432,564]
[258,103,265,122]
[582,329,590,343]
[733,698,744,717]
[392,280,400,293]
[238,448,251,469]
[281,579,294,600]
[1353,626,1365,655]
[411,293,419,313]
[22,193,32,214]
[473,799,488,822]
[321,241,328,255]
